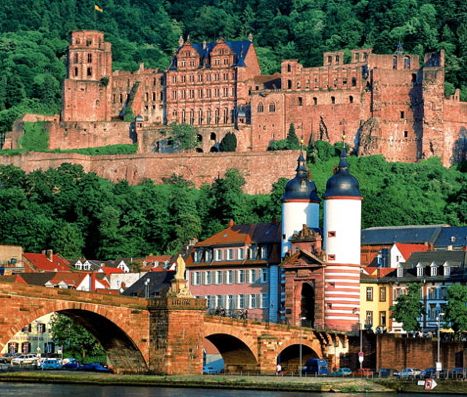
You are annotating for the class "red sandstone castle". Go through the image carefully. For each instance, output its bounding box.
[55,30,466,165]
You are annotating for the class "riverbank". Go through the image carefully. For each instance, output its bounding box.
[0,371,466,394]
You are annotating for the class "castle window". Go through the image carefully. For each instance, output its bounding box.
[223,108,230,124]
[331,96,336,104]
[287,80,292,89]
[87,53,92,63]
[298,97,303,106]
[181,61,186,67]
[404,130,408,138]
[210,132,216,140]
[328,254,335,261]
[269,102,275,112]
[393,56,397,70]
[327,231,336,238]
[214,88,220,97]
[152,92,156,101]
[206,74,211,81]
[412,73,417,83]
[400,111,405,119]
[343,78,347,85]
[335,55,340,64]
[215,108,220,123]
[313,97,318,105]
[351,77,357,87]
[198,89,203,98]
[189,89,194,99]
[189,110,195,125]
[74,53,78,63]
[207,110,211,124]
[145,93,149,102]
[172,76,176,83]
[112,94,116,104]
[404,56,411,69]
[86,39,92,46]
[223,58,228,65]
[87,67,92,77]
[171,90,177,100]
[181,110,186,123]
[206,89,211,98]
[287,64,292,72]
[75,38,81,45]
[119,94,123,103]
[223,87,228,97]
[198,110,203,125]
[363,53,368,61]
[257,102,264,113]
[198,74,202,82]
[74,67,78,77]
[181,75,186,83]
[327,55,332,64]
[215,73,220,81]
[349,95,354,103]
[189,74,194,82]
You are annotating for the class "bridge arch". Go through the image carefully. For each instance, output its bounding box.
[0,289,150,374]
[276,339,322,374]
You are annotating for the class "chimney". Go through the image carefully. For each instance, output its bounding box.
[46,249,53,262]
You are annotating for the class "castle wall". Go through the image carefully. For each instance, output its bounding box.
[49,121,133,150]
[0,151,299,194]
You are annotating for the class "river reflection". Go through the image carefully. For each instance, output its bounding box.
[0,383,430,397]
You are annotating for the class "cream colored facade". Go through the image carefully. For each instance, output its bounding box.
[1,313,56,355]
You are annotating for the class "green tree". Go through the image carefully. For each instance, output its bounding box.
[169,123,199,151]
[286,123,300,149]
[391,283,424,332]
[219,132,237,152]
[49,222,84,259]
[49,314,105,360]
[444,284,467,333]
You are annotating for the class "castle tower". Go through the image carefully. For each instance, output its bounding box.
[322,146,362,331]
[62,31,113,122]
[281,153,321,258]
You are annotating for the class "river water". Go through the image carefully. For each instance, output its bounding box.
[0,383,429,397]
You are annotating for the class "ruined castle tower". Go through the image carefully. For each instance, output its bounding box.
[62,30,113,122]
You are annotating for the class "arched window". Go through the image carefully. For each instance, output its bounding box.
[198,109,203,125]
[349,96,354,104]
[223,108,229,124]
[215,108,220,123]
[392,56,397,70]
[331,96,336,104]
[404,56,411,69]
[287,64,292,72]
[257,102,264,113]
[189,109,195,125]
[313,97,318,105]
[269,102,276,112]
[351,77,357,87]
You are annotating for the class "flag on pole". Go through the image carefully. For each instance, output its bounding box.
[94,4,104,12]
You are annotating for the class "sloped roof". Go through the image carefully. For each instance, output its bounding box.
[394,243,430,260]
[99,267,124,275]
[364,266,397,278]
[48,272,87,287]
[361,225,446,245]
[405,251,466,268]
[191,40,252,66]
[20,272,56,286]
[23,252,70,272]
[122,271,174,298]
[197,223,280,247]
[435,226,467,248]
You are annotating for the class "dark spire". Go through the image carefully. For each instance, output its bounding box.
[282,153,321,203]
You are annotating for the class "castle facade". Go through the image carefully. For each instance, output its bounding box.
[57,30,465,165]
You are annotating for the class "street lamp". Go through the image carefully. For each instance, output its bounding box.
[436,312,445,379]
[299,316,306,377]
[353,308,363,369]
[144,278,150,299]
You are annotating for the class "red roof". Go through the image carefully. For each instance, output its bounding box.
[144,255,171,262]
[394,243,430,260]
[99,267,124,275]
[364,266,396,278]
[23,252,70,272]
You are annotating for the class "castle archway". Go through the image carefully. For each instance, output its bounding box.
[301,282,315,327]
[205,333,258,373]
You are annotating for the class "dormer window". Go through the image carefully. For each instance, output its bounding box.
[443,263,450,277]
[430,264,438,277]
[397,265,403,278]
[416,264,424,277]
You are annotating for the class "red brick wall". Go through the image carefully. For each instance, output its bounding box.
[376,334,466,370]
[0,150,299,194]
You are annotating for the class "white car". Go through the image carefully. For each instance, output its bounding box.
[11,354,39,366]
[397,368,421,379]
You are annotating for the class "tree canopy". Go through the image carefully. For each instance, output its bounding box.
[390,283,424,332]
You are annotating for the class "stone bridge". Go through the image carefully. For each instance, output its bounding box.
[0,282,348,374]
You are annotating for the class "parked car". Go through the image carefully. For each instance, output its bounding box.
[62,358,79,370]
[377,368,397,378]
[11,354,39,366]
[302,359,329,376]
[332,367,352,377]
[77,362,111,373]
[420,367,437,379]
[203,365,220,375]
[41,359,62,370]
[2,353,20,362]
[396,368,421,379]
[352,368,374,377]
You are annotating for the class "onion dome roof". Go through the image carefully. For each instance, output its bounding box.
[323,146,361,198]
[282,153,321,202]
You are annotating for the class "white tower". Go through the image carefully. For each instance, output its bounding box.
[323,146,362,331]
[281,153,321,258]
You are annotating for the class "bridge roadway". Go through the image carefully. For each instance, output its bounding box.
[0,281,348,374]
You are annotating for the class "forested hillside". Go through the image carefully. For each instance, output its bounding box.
[0,146,464,259]
[0,0,465,139]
